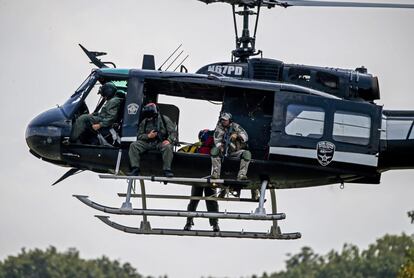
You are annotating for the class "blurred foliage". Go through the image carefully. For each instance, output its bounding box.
[256,234,414,278]
[1,234,413,278]
[399,247,414,278]
[0,246,151,278]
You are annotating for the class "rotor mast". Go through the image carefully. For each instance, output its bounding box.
[199,0,414,62]
[232,3,262,62]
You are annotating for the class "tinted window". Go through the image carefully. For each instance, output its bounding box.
[333,111,371,145]
[285,104,325,138]
[387,120,413,140]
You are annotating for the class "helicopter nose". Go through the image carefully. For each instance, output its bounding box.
[26,108,66,161]
[26,124,62,161]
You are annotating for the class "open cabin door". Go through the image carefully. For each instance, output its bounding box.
[269,90,382,172]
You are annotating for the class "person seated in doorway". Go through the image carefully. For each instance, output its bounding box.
[210,112,251,180]
[69,82,123,144]
[183,129,220,232]
[128,103,177,177]
[211,112,259,200]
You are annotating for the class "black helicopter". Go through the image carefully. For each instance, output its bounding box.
[26,0,414,240]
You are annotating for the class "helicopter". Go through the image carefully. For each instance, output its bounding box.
[25,0,414,240]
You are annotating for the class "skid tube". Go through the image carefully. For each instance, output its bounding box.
[95,215,301,240]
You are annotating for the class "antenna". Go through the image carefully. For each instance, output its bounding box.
[158,44,182,70]
[173,55,190,72]
[165,50,184,71]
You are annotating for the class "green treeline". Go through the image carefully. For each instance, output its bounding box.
[0,246,146,278]
[0,234,412,278]
[256,234,414,278]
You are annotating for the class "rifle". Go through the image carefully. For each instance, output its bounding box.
[155,114,169,142]
[222,126,234,160]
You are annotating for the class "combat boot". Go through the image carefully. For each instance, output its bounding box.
[184,219,193,231]
[212,223,220,232]
[251,189,260,201]
[164,169,174,178]
[128,167,140,176]
[211,172,220,179]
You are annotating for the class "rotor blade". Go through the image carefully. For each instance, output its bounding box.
[79,44,108,69]
[276,0,414,9]
[52,168,83,186]
[196,0,414,8]
[197,0,255,4]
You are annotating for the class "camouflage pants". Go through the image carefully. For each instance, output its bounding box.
[129,140,173,170]
[211,148,250,178]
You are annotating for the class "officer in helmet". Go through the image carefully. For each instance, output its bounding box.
[128,103,177,177]
[69,82,123,143]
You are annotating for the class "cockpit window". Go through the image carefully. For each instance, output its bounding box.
[62,73,98,117]
[74,73,95,96]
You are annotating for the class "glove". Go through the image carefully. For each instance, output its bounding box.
[230,133,238,142]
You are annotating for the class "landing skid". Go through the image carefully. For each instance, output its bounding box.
[95,215,300,240]
[74,175,301,240]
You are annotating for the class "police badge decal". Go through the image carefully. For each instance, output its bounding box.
[316,141,335,166]
[127,103,139,115]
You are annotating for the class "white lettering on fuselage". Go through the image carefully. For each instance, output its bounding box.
[207,65,243,76]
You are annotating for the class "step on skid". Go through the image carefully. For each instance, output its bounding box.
[74,174,301,240]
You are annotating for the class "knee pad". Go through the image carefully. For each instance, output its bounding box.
[161,143,173,151]
[210,147,220,157]
[241,150,251,161]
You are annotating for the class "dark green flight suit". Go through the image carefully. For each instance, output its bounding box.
[129,115,177,170]
[70,95,123,142]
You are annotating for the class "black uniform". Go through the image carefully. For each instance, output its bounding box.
[185,186,219,227]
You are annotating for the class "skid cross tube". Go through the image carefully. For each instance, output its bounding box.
[121,179,134,210]
[270,188,281,236]
[139,179,150,228]
[254,179,268,215]
[117,193,260,203]
[99,174,249,186]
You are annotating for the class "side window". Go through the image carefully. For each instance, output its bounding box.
[387,120,413,140]
[285,104,325,138]
[410,124,414,139]
[333,111,371,145]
